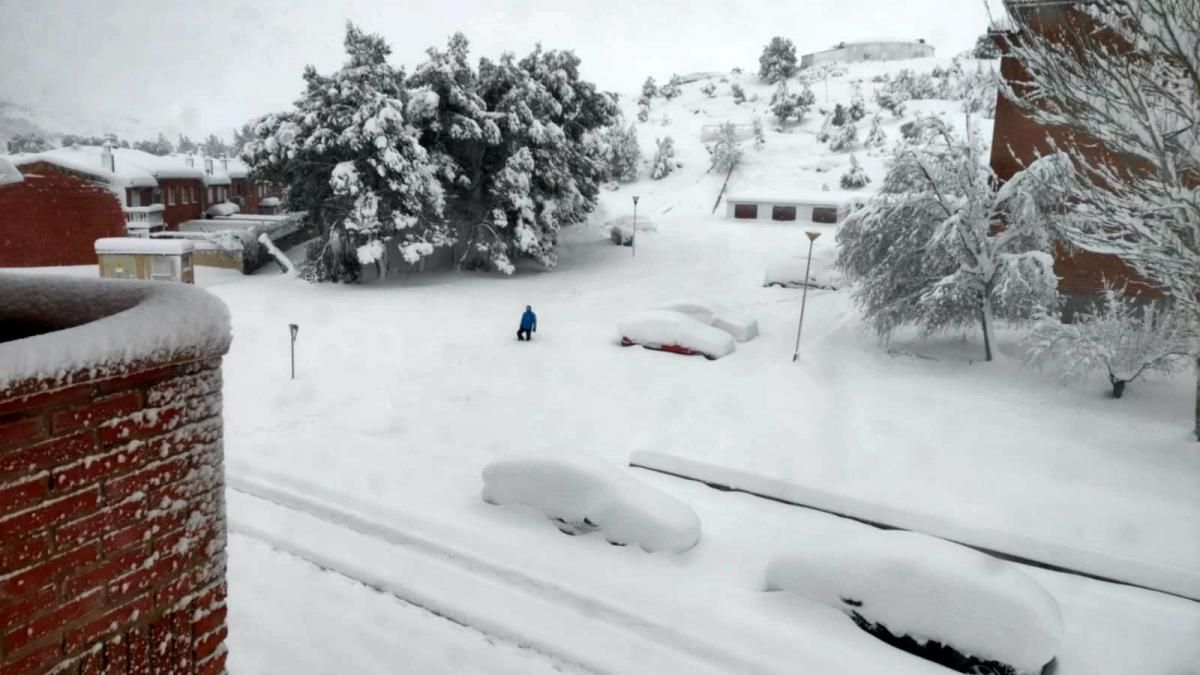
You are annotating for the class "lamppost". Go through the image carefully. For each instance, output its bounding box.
[632,195,640,257]
[791,231,821,362]
[288,323,299,379]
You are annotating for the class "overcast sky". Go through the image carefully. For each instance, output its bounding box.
[0,0,993,140]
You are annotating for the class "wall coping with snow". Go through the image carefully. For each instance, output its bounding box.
[0,274,231,398]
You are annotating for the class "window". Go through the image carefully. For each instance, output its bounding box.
[771,205,797,221]
[191,186,197,203]
[167,187,175,206]
[150,256,175,279]
[733,204,758,219]
[812,206,839,224]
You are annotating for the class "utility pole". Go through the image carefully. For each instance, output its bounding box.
[289,323,299,379]
[792,231,822,362]
[632,195,640,257]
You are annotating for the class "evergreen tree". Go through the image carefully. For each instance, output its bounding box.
[177,134,198,153]
[848,82,867,121]
[972,33,1002,59]
[641,76,658,101]
[839,153,870,189]
[201,134,229,157]
[758,36,798,83]
[660,75,682,100]
[706,122,742,175]
[700,81,717,98]
[752,117,766,149]
[829,119,858,151]
[836,118,1070,361]
[650,136,676,179]
[637,101,651,122]
[244,23,447,282]
[6,133,49,153]
[864,112,887,148]
[730,84,746,105]
[605,123,641,182]
[231,123,254,155]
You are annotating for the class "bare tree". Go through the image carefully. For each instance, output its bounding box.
[1005,0,1199,438]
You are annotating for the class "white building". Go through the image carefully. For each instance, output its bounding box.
[801,39,935,69]
[723,190,868,224]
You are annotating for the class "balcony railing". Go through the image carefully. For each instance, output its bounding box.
[125,205,165,225]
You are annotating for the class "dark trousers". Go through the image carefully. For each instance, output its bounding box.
[517,328,532,341]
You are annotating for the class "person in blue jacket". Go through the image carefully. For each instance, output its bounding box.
[517,305,537,341]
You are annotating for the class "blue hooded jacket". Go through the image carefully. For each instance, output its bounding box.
[520,307,537,331]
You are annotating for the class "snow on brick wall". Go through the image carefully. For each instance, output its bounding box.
[0,167,127,267]
[0,281,230,674]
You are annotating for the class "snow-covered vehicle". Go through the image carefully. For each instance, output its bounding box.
[206,201,240,218]
[481,455,701,553]
[763,248,844,290]
[658,299,759,342]
[765,530,1064,675]
[617,310,736,360]
[608,215,656,245]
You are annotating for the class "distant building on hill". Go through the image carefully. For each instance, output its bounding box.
[724,190,868,224]
[801,39,935,69]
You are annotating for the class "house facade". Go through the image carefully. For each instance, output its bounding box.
[989,0,1159,306]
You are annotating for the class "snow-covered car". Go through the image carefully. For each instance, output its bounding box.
[608,215,656,245]
[617,309,735,360]
[763,248,844,290]
[206,201,240,218]
[658,299,759,342]
[765,530,1064,675]
[481,454,701,553]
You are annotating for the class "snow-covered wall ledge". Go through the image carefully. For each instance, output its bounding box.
[0,273,231,674]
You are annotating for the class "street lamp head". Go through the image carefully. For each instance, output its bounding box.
[632,196,640,205]
[805,231,821,241]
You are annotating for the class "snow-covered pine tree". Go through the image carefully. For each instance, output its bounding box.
[637,101,651,122]
[1006,0,1199,437]
[202,134,229,157]
[231,124,254,155]
[864,113,886,148]
[177,135,197,153]
[731,83,746,105]
[660,75,683,100]
[752,117,766,149]
[839,153,870,189]
[5,133,49,153]
[605,123,641,182]
[700,81,717,98]
[641,76,658,101]
[836,117,1069,361]
[134,133,174,156]
[972,33,1001,59]
[848,82,867,121]
[874,89,907,118]
[706,122,742,175]
[816,109,833,143]
[829,118,858,151]
[770,81,797,125]
[758,36,798,83]
[650,136,677,179]
[244,23,447,282]
[1025,287,1196,398]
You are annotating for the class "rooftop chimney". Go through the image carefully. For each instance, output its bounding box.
[100,141,115,173]
[185,156,195,168]
[204,158,213,175]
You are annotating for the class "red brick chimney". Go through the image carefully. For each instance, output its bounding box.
[0,274,232,674]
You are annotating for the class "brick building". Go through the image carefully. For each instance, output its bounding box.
[0,273,232,674]
[0,160,127,267]
[989,0,1159,305]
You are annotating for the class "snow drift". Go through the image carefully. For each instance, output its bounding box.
[608,215,656,245]
[481,455,701,553]
[764,530,1063,674]
[207,201,241,218]
[0,157,23,186]
[617,310,736,359]
[658,299,760,342]
[764,248,845,290]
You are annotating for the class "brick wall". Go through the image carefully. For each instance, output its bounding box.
[157,180,204,230]
[0,169,127,268]
[0,358,228,675]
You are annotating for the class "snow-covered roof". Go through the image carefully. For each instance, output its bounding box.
[260,197,280,207]
[7,146,244,190]
[95,237,195,255]
[724,189,871,206]
[0,157,23,187]
[0,273,231,396]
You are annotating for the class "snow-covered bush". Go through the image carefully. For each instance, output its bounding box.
[828,119,858,152]
[660,75,682,100]
[608,215,656,245]
[839,154,870,189]
[758,36,798,83]
[848,82,867,122]
[658,299,759,342]
[604,123,641,183]
[1025,289,1195,398]
[730,84,746,105]
[769,81,814,126]
[765,530,1064,675]
[640,76,658,100]
[700,81,717,98]
[873,89,907,118]
[973,33,1002,59]
[705,122,742,175]
[836,117,1070,360]
[752,118,766,149]
[636,101,651,122]
[481,455,701,553]
[650,136,676,180]
[206,202,240,218]
[618,310,736,359]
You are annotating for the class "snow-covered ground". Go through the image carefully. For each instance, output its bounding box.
[7,57,1198,672]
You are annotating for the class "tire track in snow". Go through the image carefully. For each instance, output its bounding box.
[228,527,593,675]
[226,470,773,675]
